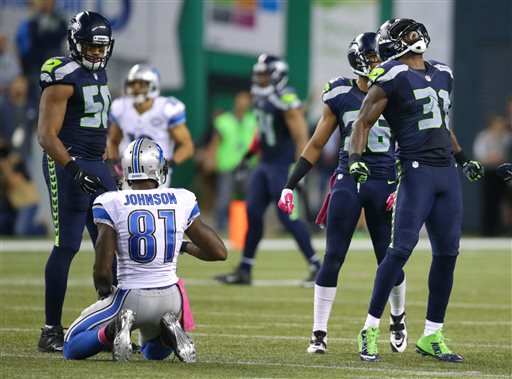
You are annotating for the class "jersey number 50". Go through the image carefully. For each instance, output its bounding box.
[81,85,111,128]
[128,210,177,263]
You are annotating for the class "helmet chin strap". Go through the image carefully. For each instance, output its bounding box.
[409,39,427,54]
[132,94,147,104]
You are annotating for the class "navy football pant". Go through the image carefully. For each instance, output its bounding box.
[240,162,316,270]
[368,160,462,322]
[317,173,404,287]
[42,155,117,326]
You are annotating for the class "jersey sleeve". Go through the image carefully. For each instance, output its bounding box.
[268,88,301,111]
[109,97,124,125]
[164,97,186,129]
[92,193,117,230]
[186,201,201,228]
[368,61,408,96]
[39,57,81,90]
[321,76,352,115]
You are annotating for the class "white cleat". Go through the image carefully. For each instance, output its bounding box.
[307,330,327,354]
[161,312,197,363]
[390,312,408,353]
[112,309,136,362]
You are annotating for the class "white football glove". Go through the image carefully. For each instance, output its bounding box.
[278,189,295,214]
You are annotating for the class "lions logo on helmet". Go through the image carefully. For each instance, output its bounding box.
[67,11,115,71]
[376,18,430,61]
[121,138,168,186]
[125,64,161,105]
[252,54,289,91]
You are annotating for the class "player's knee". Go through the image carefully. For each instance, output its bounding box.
[322,253,345,274]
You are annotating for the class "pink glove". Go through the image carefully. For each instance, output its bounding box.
[113,162,123,178]
[278,189,294,214]
[385,191,396,212]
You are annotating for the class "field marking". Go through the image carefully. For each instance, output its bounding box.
[0,351,509,378]
[1,237,511,252]
[1,328,510,350]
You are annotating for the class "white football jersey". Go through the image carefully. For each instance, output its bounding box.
[109,96,186,160]
[92,188,200,290]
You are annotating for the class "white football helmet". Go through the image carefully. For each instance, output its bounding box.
[121,138,167,186]
[125,63,160,104]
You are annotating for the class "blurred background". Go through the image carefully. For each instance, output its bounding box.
[0,0,511,237]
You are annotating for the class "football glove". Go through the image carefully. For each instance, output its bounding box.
[497,163,512,182]
[385,191,396,212]
[65,160,107,195]
[278,189,295,214]
[349,161,371,184]
[97,285,115,301]
[462,160,484,182]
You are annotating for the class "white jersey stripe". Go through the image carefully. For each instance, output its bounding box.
[322,86,352,102]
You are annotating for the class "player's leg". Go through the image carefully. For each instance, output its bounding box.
[363,179,407,353]
[270,164,321,283]
[63,289,130,360]
[214,171,235,231]
[416,165,463,362]
[215,164,271,284]
[308,174,361,353]
[359,162,435,361]
[38,154,90,352]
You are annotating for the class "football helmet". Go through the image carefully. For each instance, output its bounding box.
[347,32,378,76]
[67,11,114,71]
[375,18,430,61]
[252,54,289,90]
[121,138,168,186]
[125,64,161,104]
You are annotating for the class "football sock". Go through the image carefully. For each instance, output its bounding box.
[389,276,406,316]
[364,313,381,329]
[313,285,337,332]
[427,255,457,323]
[242,210,264,263]
[424,319,443,336]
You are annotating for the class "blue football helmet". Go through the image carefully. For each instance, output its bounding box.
[347,32,378,76]
[375,18,430,61]
[67,11,114,71]
[252,54,289,90]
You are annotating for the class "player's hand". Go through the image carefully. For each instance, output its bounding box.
[349,161,371,184]
[97,285,115,301]
[385,191,396,212]
[462,160,484,182]
[74,170,107,194]
[278,189,295,214]
[497,163,512,182]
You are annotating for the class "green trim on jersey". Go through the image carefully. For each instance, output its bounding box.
[368,67,385,83]
[47,155,60,247]
[41,58,63,73]
[281,93,298,105]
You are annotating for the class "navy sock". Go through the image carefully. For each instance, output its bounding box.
[45,246,76,325]
[427,255,457,323]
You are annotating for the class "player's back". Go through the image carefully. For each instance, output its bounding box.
[369,59,454,165]
[251,85,301,165]
[93,187,200,289]
[110,96,186,159]
[322,76,395,180]
[40,56,110,159]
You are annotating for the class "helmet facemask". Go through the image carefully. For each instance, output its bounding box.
[377,19,430,61]
[125,64,161,104]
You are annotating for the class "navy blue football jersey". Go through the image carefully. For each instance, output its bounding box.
[322,77,395,180]
[250,85,301,164]
[368,59,453,165]
[40,56,111,159]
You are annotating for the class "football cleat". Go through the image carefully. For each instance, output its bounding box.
[389,312,408,352]
[112,309,136,362]
[416,329,463,362]
[301,264,320,288]
[358,327,381,362]
[37,325,64,352]
[307,330,327,354]
[160,312,197,363]
[214,268,251,285]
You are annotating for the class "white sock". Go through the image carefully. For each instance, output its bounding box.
[389,276,406,316]
[312,284,337,333]
[364,314,381,329]
[424,319,443,336]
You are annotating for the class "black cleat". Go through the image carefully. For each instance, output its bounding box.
[214,268,251,285]
[37,325,64,352]
[307,330,327,354]
[390,312,408,353]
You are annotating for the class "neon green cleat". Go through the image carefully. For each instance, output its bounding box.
[416,329,463,362]
[358,327,381,362]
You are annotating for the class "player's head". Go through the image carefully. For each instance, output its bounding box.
[125,64,161,105]
[252,54,289,90]
[347,32,380,77]
[375,18,430,61]
[67,11,114,71]
[121,138,168,187]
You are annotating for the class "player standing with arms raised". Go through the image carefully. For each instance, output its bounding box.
[37,11,117,352]
[349,18,484,362]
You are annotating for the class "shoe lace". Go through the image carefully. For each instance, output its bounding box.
[365,328,380,355]
[433,329,453,354]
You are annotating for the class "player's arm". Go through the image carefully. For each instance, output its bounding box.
[448,127,484,182]
[106,122,123,161]
[284,107,309,159]
[37,84,74,167]
[182,216,227,261]
[93,223,117,296]
[168,123,195,167]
